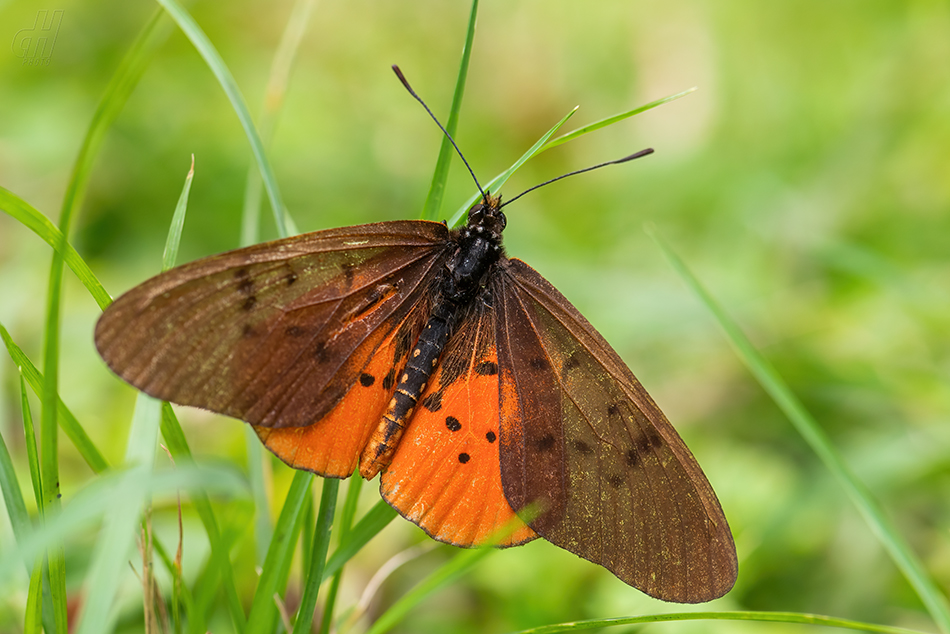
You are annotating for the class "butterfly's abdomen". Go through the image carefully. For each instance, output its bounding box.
[359,220,504,479]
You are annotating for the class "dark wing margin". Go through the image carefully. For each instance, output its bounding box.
[493,257,737,603]
[95,220,450,429]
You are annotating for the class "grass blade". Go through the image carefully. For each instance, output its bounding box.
[649,228,950,634]
[159,404,247,632]
[292,479,339,634]
[1,323,109,473]
[507,610,930,634]
[540,87,696,152]
[324,500,398,578]
[245,470,314,634]
[448,106,578,227]
[163,155,195,270]
[320,478,363,634]
[364,546,494,634]
[0,186,111,310]
[240,0,316,246]
[156,0,289,237]
[420,0,479,221]
[75,395,162,634]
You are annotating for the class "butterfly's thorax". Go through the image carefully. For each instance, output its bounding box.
[359,197,507,479]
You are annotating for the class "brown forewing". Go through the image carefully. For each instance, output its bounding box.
[95,220,450,429]
[493,258,737,603]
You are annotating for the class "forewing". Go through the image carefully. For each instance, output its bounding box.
[381,296,537,548]
[96,220,449,429]
[494,258,737,603]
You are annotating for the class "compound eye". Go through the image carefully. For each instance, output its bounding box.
[498,211,507,230]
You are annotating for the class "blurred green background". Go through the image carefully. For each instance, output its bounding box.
[2,0,949,632]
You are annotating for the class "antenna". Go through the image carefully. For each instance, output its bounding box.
[500,148,654,209]
[392,65,488,203]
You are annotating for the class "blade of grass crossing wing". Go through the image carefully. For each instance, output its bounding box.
[246,470,314,634]
[420,0,479,221]
[540,87,696,152]
[240,0,316,246]
[649,229,950,634]
[292,479,339,634]
[320,478,364,634]
[449,107,578,227]
[156,0,289,238]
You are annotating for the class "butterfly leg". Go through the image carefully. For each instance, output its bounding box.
[359,305,455,478]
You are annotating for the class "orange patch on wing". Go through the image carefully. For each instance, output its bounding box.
[254,317,411,478]
[381,337,536,547]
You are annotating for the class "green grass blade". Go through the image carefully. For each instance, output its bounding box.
[0,463,249,584]
[38,13,170,629]
[420,0,479,221]
[0,394,37,565]
[292,479,339,634]
[364,546,494,634]
[163,155,195,270]
[240,0,316,245]
[324,500,397,578]
[0,186,111,310]
[649,228,950,634]
[540,87,696,152]
[75,394,163,634]
[320,478,364,634]
[159,403,247,632]
[156,0,289,238]
[507,611,930,634]
[244,427,271,566]
[245,470,314,634]
[24,555,44,634]
[0,323,110,473]
[448,107,578,227]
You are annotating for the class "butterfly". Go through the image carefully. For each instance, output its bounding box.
[94,70,737,604]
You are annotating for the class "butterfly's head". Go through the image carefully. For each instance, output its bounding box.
[466,192,507,238]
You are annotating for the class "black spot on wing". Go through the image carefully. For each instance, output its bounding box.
[486,431,497,443]
[458,452,471,464]
[607,403,621,416]
[237,278,254,295]
[529,357,549,371]
[359,373,375,387]
[626,448,639,467]
[242,296,257,311]
[608,474,625,489]
[573,439,594,455]
[242,324,256,338]
[445,416,462,432]
[313,340,331,363]
[535,434,556,452]
[284,270,298,286]
[561,352,581,376]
